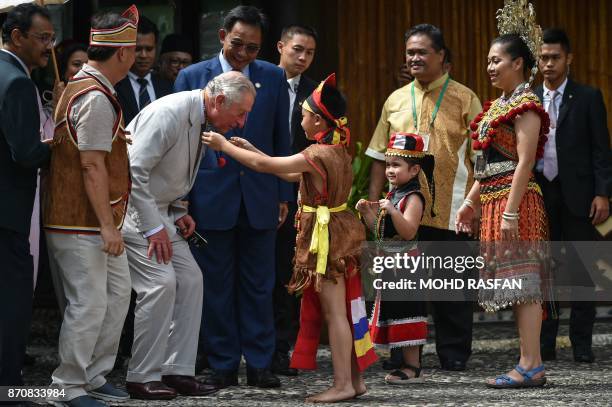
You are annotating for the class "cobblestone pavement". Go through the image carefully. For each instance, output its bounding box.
[23,309,612,406]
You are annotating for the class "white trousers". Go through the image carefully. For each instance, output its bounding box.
[125,238,203,382]
[47,233,131,400]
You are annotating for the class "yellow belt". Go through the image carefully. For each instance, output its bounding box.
[302,203,348,275]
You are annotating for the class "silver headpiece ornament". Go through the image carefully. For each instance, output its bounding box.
[496,0,543,84]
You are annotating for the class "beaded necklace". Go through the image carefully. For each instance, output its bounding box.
[374,207,386,243]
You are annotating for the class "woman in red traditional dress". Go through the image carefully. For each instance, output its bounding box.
[455,31,551,388]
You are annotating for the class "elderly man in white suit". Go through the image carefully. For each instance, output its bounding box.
[122,71,255,400]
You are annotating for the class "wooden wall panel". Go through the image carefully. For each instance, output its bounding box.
[337,0,612,146]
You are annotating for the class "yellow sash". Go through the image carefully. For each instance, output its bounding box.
[301,203,348,275]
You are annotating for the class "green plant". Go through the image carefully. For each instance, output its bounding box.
[348,141,373,212]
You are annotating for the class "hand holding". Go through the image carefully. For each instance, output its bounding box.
[201,131,227,151]
[378,199,394,213]
[176,214,196,238]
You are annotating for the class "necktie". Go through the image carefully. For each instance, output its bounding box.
[547,90,558,129]
[137,78,150,110]
[543,90,558,181]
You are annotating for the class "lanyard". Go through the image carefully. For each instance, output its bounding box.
[411,75,450,133]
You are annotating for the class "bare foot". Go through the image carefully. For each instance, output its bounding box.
[353,376,367,397]
[305,384,356,403]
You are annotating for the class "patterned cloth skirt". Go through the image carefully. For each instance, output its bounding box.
[478,171,551,312]
[369,291,427,349]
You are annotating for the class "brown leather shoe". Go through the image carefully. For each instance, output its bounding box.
[125,381,177,400]
[162,375,219,396]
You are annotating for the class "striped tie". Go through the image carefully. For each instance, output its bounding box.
[137,78,150,110]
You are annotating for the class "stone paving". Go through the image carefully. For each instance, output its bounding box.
[22,309,612,406]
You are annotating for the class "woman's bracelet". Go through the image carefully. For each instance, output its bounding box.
[502,211,519,220]
[463,198,475,210]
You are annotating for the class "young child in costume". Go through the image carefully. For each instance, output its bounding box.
[202,73,377,402]
[356,133,435,385]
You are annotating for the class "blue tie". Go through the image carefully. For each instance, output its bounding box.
[137,78,150,110]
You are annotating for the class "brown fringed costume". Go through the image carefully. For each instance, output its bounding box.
[289,144,365,293]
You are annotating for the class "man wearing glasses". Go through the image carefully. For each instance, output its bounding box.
[158,33,194,84]
[175,5,291,390]
[0,3,53,388]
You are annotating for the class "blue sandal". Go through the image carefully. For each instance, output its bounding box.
[486,364,546,389]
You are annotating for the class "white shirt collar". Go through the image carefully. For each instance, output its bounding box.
[1,49,30,77]
[287,74,301,92]
[128,70,152,83]
[543,76,568,98]
[218,50,250,78]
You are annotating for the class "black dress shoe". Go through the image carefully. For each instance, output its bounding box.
[271,352,298,376]
[195,354,210,374]
[202,370,238,389]
[573,348,595,363]
[246,367,281,388]
[126,381,177,400]
[541,347,557,361]
[440,360,467,371]
[162,375,218,396]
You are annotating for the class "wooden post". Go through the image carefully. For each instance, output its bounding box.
[38,0,61,83]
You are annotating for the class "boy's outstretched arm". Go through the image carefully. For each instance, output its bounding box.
[229,137,302,182]
[203,131,311,178]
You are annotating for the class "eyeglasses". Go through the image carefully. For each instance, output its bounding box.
[229,39,260,54]
[167,57,192,67]
[26,32,56,46]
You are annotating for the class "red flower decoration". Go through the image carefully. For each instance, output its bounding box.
[217,157,227,167]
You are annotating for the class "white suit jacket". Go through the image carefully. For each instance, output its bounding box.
[123,89,205,244]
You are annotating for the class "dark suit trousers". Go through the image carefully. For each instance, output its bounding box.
[537,174,597,351]
[0,229,33,386]
[192,202,276,371]
[420,226,474,364]
[273,202,300,354]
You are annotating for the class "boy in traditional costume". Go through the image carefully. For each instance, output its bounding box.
[357,133,435,385]
[202,74,377,402]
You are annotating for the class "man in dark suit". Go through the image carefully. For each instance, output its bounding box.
[115,16,173,125]
[174,6,292,389]
[0,4,52,387]
[535,28,612,363]
[271,24,317,377]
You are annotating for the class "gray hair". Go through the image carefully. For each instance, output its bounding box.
[205,71,256,105]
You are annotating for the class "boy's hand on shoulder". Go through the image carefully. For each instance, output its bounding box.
[201,131,226,151]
